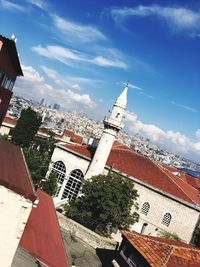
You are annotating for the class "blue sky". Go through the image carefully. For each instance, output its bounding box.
[0,0,200,162]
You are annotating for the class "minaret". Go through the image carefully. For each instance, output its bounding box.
[85,84,128,179]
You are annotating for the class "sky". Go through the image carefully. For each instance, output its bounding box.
[0,0,200,162]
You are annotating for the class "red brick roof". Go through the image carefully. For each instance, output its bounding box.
[61,142,200,206]
[0,140,37,202]
[122,231,200,267]
[71,134,83,144]
[19,189,68,267]
[3,116,17,126]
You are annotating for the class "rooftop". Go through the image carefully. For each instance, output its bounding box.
[122,231,200,267]
[19,189,68,267]
[61,141,200,206]
[0,140,37,202]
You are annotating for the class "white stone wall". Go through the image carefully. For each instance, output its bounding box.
[0,125,10,135]
[0,186,33,267]
[130,182,200,243]
[51,146,90,205]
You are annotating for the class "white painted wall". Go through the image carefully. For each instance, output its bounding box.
[50,146,90,205]
[0,125,10,135]
[0,186,33,267]
[130,182,200,243]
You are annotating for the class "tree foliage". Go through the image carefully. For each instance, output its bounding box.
[40,172,58,196]
[11,107,42,147]
[65,173,139,236]
[157,230,181,241]
[23,147,50,188]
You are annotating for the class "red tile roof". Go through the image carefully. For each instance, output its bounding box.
[71,134,83,144]
[19,189,68,267]
[3,116,17,126]
[0,140,37,202]
[122,231,200,267]
[61,142,200,206]
[63,129,74,138]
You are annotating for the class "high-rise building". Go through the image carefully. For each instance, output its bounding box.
[40,98,45,105]
[0,35,23,126]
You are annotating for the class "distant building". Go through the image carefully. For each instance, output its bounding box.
[0,35,23,126]
[53,103,60,110]
[40,98,45,105]
[48,85,200,244]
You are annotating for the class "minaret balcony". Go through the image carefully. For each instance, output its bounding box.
[103,116,123,131]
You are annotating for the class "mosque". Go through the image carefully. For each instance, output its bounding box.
[48,85,200,244]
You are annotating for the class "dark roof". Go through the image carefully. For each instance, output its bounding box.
[0,140,37,202]
[19,189,68,267]
[61,141,200,206]
[122,231,200,267]
[0,35,23,76]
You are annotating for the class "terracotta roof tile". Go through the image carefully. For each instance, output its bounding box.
[3,116,17,126]
[122,231,200,267]
[60,142,200,206]
[19,189,68,267]
[0,140,37,202]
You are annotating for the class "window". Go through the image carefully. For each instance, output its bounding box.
[51,161,66,196]
[161,213,172,227]
[140,202,150,216]
[61,169,83,201]
[0,69,14,91]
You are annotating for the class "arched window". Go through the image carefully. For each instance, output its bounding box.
[140,202,150,216]
[162,213,172,227]
[61,169,84,201]
[51,161,66,196]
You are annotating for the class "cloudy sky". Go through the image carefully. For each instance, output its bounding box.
[0,0,200,162]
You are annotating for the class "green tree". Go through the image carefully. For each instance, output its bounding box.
[65,173,139,236]
[157,230,181,241]
[11,107,42,147]
[23,147,50,188]
[40,172,58,196]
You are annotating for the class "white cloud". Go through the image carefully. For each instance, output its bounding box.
[196,129,200,140]
[125,111,200,161]
[32,45,127,69]
[170,101,198,113]
[110,5,200,33]
[52,15,107,43]
[40,65,104,89]
[92,56,127,69]
[14,64,96,111]
[0,0,25,11]
[26,0,45,9]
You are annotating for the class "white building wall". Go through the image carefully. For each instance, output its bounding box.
[0,186,33,267]
[131,182,200,243]
[50,146,90,206]
[0,125,10,135]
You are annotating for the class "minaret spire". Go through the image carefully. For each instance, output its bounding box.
[85,84,128,179]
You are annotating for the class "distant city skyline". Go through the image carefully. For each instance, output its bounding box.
[0,0,199,162]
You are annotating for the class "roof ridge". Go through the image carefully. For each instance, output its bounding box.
[161,247,174,266]
[155,162,197,204]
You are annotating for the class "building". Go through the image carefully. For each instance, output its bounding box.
[117,231,200,267]
[0,35,23,125]
[0,140,38,267]
[48,85,200,244]
[0,116,17,136]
